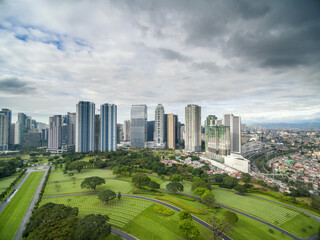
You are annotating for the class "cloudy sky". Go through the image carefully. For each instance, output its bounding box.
[1,0,320,124]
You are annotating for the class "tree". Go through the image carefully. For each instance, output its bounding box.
[68,172,74,177]
[98,190,116,204]
[193,187,207,196]
[117,192,121,200]
[113,167,121,177]
[207,215,233,240]
[23,203,79,238]
[74,214,111,240]
[179,210,192,221]
[170,174,182,182]
[223,211,239,225]
[234,184,247,195]
[132,173,151,188]
[193,177,202,182]
[148,180,160,190]
[81,177,105,191]
[68,161,88,173]
[166,182,184,193]
[178,219,200,240]
[311,197,320,210]
[241,173,251,183]
[201,190,215,209]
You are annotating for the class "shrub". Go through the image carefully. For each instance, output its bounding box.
[153,205,174,216]
[169,193,196,202]
[268,229,274,234]
[223,211,239,225]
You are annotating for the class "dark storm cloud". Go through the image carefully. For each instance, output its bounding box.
[158,48,191,62]
[0,77,36,94]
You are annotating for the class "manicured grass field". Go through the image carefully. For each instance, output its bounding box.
[214,189,318,238]
[124,204,212,240]
[44,179,133,196]
[41,195,153,228]
[48,168,114,182]
[0,176,16,189]
[0,171,44,240]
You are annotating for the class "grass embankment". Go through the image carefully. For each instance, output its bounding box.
[0,171,44,240]
[44,179,133,196]
[0,176,16,189]
[48,168,114,182]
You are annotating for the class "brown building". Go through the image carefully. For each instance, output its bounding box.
[167,114,177,149]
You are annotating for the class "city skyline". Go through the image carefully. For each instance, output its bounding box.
[1,0,320,124]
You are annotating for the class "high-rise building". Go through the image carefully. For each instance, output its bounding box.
[100,104,117,151]
[10,123,15,146]
[0,109,11,150]
[223,114,241,154]
[147,121,154,141]
[180,124,185,142]
[205,115,230,156]
[67,112,76,145]
[95,115,100,151]
[22,132,42,148]
[76,101,95,152]
[154,104,165,148]
[123,120,130,142]
[167,114,177,149]
[130,105,147,148]
[61,115,68,146]
[48,115,62,150]
[117,124,123,144]
[185,104,201,152]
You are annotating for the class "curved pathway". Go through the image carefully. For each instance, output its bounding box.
[111,227,138,240]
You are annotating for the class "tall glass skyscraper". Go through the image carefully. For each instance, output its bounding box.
[223,114,241,154]
[48,115,62,150]
[130,105,147,148]
[0,108,11,150]
[100,103,117,151]
[76,101,95,152]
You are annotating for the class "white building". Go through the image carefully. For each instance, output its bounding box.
[0,109,11,150]
[185,104,201,152]
[224,154,250,173]
[100,103,117,151]
[223,114,241,154]
[48,115,62,150]
[154,104,165,148]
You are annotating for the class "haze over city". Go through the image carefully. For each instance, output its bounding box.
[1,0,320,124]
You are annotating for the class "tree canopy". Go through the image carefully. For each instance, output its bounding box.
[68,161,88,173]
[132,173,151,188]
[178,219,200,240]
[179,210,192,221]
[81,177,105,191]
[170,174,182,182]
[166,182,184,193]
[98,190,116,204]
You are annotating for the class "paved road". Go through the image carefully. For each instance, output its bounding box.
[13,167,49,240]
[111,227,138,240]
[0,170,30,215]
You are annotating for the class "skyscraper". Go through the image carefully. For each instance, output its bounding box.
[100,104,117,151]
[185,104,201,152]
[147,121,155,141]
[223,114,241,154]
[76,101,95,152]
[167,114,177,149]
[48,115,62,150]
[130,105,147,148]
[154,104,165,148]
[95,115,100,151]
[15,113,27,145]
[117,123,123,144]
[123,120,130,142]
[67,112,76,145]
[0,109,11,150]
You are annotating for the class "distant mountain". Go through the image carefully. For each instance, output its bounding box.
[249,121,320,129]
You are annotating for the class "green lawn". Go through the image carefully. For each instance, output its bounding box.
[0,171,44,240]
[44,179,133,196]
[48,168,114,182]
[213,189,318,238]
[0,176,16,189]
[41,195,153,228]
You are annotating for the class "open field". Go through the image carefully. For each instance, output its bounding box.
[48,168,114,182]
[41,195,153,228]
[44,179,133,196]
[0,171,44,240]
[124,204,212,240]
[214,189,318,238]
[0,176,16,189]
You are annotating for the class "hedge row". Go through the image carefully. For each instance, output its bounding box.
[153,204,174,216]
[168,193,196,202]
[33,167,51,210]
[155,196,208,215]
[0,169,27,201]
